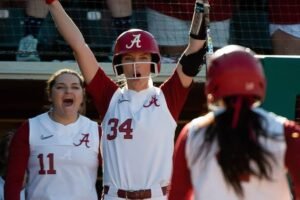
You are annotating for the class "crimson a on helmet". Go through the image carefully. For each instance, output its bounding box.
[205,45,266,105]
[112,29,161,78]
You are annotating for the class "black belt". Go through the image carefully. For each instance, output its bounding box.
[103,185,168,199]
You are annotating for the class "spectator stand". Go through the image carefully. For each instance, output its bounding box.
[230,0,272,54]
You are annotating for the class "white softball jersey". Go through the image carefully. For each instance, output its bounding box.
[26,113,99,200]
[185,108,292,200]
[101,86,176,199]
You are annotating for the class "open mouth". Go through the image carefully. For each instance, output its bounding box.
[63,98,74,106]
[135,72,141,78]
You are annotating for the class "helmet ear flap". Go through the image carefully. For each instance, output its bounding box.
[113,55,123,76]
[151,54,160,73]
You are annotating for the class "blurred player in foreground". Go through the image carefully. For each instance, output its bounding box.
[5,69,101,200]
[46,0,208,199]
[169,45,300,200]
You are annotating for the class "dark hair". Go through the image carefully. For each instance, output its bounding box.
[197,96,276,197]
[0,130,16,176]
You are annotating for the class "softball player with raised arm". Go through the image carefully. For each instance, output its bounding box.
[168,45,300,200]
[4,69,101,200]
[46,0,208,199]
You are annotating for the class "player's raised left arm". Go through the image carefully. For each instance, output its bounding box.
[46,0,99,84]
[176,0,209,88]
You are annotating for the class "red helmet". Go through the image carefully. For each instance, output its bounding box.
[112,29,161,76]
[205,45,266,104]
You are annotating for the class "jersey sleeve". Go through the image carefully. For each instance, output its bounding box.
[168,124,193,200]
[284,120,300,199]
[4,121,30,200]
[85,67,119,120]
[161,70,192,121]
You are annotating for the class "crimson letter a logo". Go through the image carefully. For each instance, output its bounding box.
[126,34,142,49]
[73,133,90,148]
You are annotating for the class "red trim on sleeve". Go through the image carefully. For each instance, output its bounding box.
[86,68,118,120]
[4,121,30,200]
[161,70,192,121]
[284,120,300,199]
[169,123,193,200]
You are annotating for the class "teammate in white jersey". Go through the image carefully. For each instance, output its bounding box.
[46,0,208,199]
[169,45,300,200]
[4,69,101,200]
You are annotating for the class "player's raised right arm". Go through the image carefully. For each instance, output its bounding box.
[46,0,99,84]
